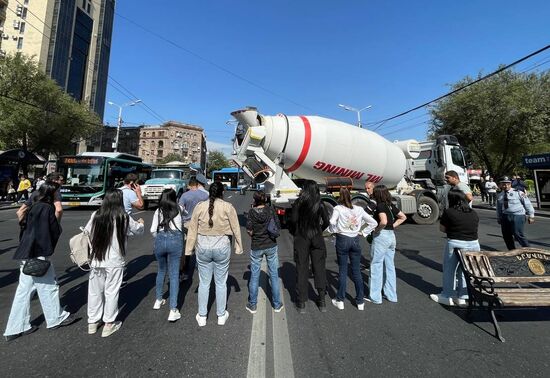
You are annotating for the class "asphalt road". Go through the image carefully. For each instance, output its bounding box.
[0,192,549,377]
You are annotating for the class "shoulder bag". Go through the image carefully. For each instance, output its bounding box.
[69,227,92,271]
[22,258,51,277]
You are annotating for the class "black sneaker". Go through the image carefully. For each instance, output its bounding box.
[51,314,78,329]
[295,301,306,314]
[317,298,327,313]
[246,303,257,314]
[4,325,38,342]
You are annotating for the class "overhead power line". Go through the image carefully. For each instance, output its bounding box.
[370,43,550,125]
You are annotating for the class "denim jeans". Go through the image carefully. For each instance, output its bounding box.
[196,238,231,317]
[4,261,70,336]
[154,231,183,309]
[369,230,397,303]
[335,235,364,304]
[248,245,282,308]
[441,239,480,299]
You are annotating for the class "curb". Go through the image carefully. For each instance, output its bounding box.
[473,204,550,219]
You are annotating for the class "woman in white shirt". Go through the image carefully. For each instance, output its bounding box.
[85,189,144,337]
[150,189,184,322]
[329,188,377,311]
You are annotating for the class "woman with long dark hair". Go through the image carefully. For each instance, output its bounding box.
[290,180,330,313]
[185,182,242,327]
[84,189,144,337]
[329,187,377,311]
[150,189,183,321]
[367,185,406,304]
[430,189,480,306]
[4,182,74,341]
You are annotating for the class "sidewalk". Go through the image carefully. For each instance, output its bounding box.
[472,197,550,218]
[0,201,20,211]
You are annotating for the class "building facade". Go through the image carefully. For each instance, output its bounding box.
[87,125,142,156]
[0,0,114,118]
[138,121,207,171]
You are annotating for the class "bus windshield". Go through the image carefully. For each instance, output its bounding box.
[58,163,105,192]
[152,170,181,179]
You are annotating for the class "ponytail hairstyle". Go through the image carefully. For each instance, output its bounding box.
[339,187,353,209]
[208,182,224,228]
[90,189,129,261]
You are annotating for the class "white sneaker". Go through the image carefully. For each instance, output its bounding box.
[101,321,122,338]
[153,299,166,310]
[217,311,229,325]
[196,313,206,327]
[168,309,181,322]
[331,299,344,310]
[88,322,101,335]
[454,297,468,307]
[357,303,365,311]
[429,294,454,306]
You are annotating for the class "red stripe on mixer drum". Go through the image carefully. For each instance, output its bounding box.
[287,116,312,172]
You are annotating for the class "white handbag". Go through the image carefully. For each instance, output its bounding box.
[69,227,92,271]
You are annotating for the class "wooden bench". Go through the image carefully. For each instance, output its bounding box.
[456,247,550,342]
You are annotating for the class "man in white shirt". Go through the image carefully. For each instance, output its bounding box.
[485,177,498,207]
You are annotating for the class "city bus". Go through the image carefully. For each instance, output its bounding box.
[211,167,248,191]
[57,152,152,206]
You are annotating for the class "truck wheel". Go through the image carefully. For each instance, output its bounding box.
[412,196,439,225]
[351,196,369,209]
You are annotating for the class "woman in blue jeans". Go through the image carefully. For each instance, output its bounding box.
[185,182,243,327]
[245,191,283,314]
[329,188,377,311]
[150,189,184,322]
[367,185,407,304]
[430,189,480,307]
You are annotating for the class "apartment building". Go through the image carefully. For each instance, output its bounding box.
[138,121,207,171]
[0,0,114,118]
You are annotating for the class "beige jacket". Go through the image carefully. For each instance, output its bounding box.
[185,198,243,255]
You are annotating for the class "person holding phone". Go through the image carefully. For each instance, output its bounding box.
[118,173,144,215]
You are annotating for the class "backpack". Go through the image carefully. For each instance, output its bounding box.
[267,208,280,239]
[69,227,92,271]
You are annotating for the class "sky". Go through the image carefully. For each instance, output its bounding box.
[104,0,550,156]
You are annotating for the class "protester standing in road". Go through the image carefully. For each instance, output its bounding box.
[150,189,184,322]
[4,182,75,341]
[430,189,480,307]
[85,189,144,337]
[289,180,330,313]
[245,191,283,314]
[17,172,64,223]
[329,187,377,311]
[479,177,487,203]
[367,185,406,304]
[444,171,473,204]
[485,177,498,207]
[185,182,243,327]
[118,173,144,215]
[178,174,209,281]
[496,176,535,250]
[15,174,31,203]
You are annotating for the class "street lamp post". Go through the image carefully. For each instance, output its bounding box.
[338,103,372,128]
[107,99,142,152]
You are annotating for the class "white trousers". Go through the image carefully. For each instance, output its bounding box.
[87,267,123,324]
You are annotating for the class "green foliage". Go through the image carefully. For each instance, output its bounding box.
[524,179,535,192]
[158,153,184,164]
[430,69,550,179]
[0,53,101,156]
[207,150,230,176]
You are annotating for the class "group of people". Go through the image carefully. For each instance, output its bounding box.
[479,175,527,207]
[430,172,535,307]
[0,174,49,204]
[3,168,537,341]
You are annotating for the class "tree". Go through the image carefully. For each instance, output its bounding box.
[429,69,550,179]
[0,53,101,157]
[207,150,230,176]
[157,153,183,164]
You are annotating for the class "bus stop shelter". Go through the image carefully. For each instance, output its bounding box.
[523,153,550,209]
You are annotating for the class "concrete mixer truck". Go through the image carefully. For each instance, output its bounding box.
[230,107,469,225]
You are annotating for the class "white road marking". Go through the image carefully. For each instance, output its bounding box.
[132,210,146,215]
[273,277,295,378]
[247,260,267,378]
[227,195,233,199]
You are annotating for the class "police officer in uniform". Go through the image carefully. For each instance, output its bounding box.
[496,176,535,250]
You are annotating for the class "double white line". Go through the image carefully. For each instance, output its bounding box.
[247,260,295,378]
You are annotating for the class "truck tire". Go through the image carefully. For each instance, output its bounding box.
[351,196,369,209]
[412,196,439,225]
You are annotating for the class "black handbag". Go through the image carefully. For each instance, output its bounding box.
[22,258,51,277]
